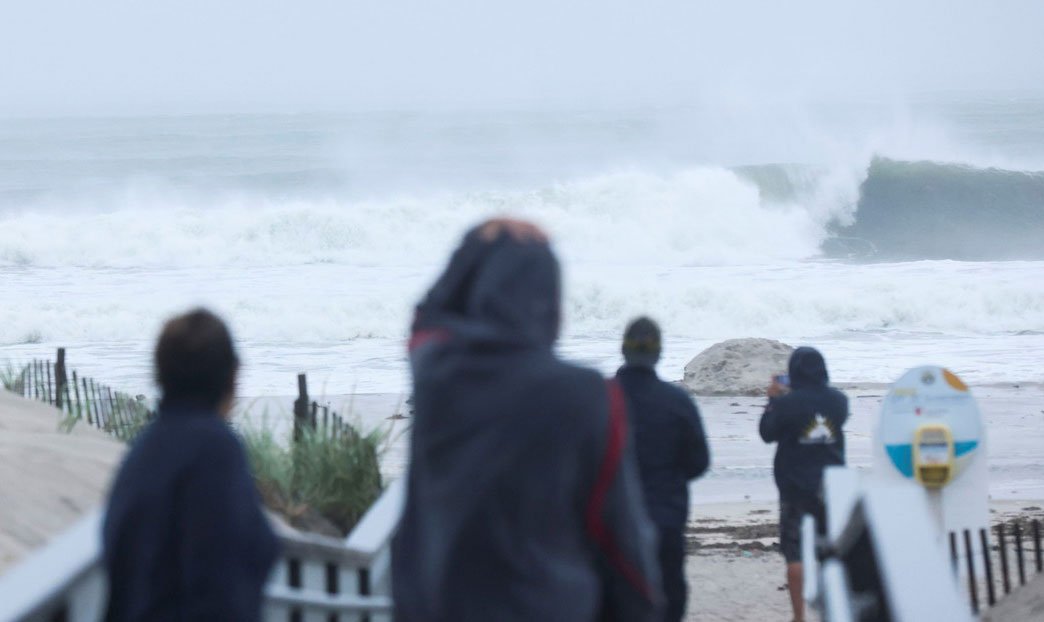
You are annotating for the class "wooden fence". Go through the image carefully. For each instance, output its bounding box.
[11,347,155,442]
[949,519,1044,615]
[7,349,361,449]
[293,372,361,443]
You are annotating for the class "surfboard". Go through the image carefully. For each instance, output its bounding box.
[878,366,983,484]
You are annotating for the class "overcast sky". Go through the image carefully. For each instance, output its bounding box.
[3,0,1044,114]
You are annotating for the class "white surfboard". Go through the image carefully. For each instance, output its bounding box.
[873,366,988,537]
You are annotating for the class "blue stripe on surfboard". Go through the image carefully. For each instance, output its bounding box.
[885,444,914,478]
[886,440,979,478]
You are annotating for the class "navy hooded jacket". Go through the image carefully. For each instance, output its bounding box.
[759,347,848,503]
[616,365,709,530]
[392,226,663,622]
[102,401,278,621]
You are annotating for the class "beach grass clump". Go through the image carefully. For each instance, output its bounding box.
[0,363,27,394]
[110,394,155,442]
[242,422,385,536]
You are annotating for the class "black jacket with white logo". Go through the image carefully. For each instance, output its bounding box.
[759,347,848,503]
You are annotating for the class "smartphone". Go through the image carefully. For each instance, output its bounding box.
[773,374,790,387]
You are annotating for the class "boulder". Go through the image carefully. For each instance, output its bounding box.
[682,338,794,396]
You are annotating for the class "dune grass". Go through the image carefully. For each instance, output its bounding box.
[0,363,27,394]
[3,360,387,537]
[242,420,386,536]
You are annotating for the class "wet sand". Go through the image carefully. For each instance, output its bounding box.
[326,383,1044,621]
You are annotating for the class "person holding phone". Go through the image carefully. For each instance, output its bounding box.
[760,347,848,622]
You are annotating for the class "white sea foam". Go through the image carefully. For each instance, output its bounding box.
[2,106,1043,394]
[0,166,837,269]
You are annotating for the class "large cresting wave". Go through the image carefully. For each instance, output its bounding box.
[2,157,1043,268]
[823,158,1044,260]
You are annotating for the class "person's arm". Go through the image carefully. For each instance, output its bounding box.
[680,396,710,480]
[759,378,794,443]
[588,381,664,622]
[178,431,265,619]
[759,398,783,442]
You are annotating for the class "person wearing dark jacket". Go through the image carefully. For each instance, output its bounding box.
[102,309,278,621]
[615,317,709,622]
[759,346,847,622]
[393,218,663,622]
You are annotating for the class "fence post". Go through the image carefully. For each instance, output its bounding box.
[980,528,996,607]
[293,374,310,443]
[72,371,82,419]
[90,380,105,430]
[45,362,53,405]
[55,348,66,410]
[964,529,979,614]
[1015,522,1027,586]
[1035,519,1042,573]
[81,377,94,425]
[999,524,1011,595]
[107,388,121,439]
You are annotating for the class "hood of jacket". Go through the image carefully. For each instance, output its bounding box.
[410,225,561,352]
[788,346,829,390]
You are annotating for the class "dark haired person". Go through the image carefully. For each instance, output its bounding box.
[393,219,663,621]
[102,309,277,621]
[759,347,848,622]
[615,317,710,622]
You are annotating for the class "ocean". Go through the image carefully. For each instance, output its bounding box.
[1,96,1043,400]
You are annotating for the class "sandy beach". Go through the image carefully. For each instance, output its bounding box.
[321,381,1044,620]
[679,498,1044,621]
[4,379,1042,619]
[0,389,124,573]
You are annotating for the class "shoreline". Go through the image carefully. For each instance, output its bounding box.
[311,383,1044,504]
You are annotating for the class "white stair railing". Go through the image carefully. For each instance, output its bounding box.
[805,467,973,622]
[0,479,404,622]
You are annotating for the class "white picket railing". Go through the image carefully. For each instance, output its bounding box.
[803,467,973,622]
[0,479,404,622]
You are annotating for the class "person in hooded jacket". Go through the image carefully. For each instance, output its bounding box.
[759,346,848,622]
[392,218,663,622]
[615,317,709,622]
[102,309,278,621]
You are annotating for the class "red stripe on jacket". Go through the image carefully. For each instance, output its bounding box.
[408,328,450,353]
[585,379,656,601]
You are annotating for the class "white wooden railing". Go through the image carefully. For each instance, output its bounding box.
[0,479,404,622]
[803,468,973,622]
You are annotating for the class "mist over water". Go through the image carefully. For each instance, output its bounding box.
[2,97,1043,394]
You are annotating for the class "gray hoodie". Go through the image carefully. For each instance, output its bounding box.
[392,226,663,622]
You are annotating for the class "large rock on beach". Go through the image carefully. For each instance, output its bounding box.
[682,338,794,396]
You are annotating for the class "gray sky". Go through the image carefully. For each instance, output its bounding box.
[3,0,1044,114]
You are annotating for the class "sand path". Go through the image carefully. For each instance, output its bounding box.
[0,389,124,573]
